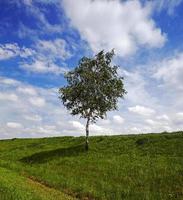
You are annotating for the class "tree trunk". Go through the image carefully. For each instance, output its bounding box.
[85,118,90,151]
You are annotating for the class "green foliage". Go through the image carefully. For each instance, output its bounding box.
[59,50,126,122]
[0,131,182,199]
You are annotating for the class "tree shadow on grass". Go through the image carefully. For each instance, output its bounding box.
[20,144,86,164]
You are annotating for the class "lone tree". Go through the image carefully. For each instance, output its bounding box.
[59,50,126,150]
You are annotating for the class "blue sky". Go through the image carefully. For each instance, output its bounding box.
[0,0,183,139]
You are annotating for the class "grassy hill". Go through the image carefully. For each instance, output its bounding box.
[0,131,182,200]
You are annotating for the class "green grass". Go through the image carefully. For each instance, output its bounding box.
[0,131,183,199]
[0,167,74,200]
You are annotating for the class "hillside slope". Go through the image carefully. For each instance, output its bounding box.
[0,131,182,200]
[0,167,75,200]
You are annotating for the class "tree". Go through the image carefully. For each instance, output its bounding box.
[59,50,126,150]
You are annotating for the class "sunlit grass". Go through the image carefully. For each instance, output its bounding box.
[0,167,74,200]
[0,131,182,199]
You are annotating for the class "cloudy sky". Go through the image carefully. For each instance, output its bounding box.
[0,0,183,139]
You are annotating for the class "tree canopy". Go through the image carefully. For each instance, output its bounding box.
[59,50,126,150]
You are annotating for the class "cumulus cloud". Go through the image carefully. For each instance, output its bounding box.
[145,118,172,132]
[62,0,166,57]
[6,122,23,129]
[90,124,113,135]
[36,39,71,60]
[28,97,46,107]
[0,77,20,85]
[17,87,38,96]
[146,119,160,126]
[174,112,183,124]
[0,92,18,102]
[24,114,42,122]
[0,41,69,75]
[1,0,183,139]
[153,52,183,91]
[176,112,183,119]
[0,43,35,60]
[0,73,182,139]
[20,59,68,75]
[121,69,156,106]
[156,114,170,121]
[19,38,71,75]
[69,121,85,131]
[0,76,123,138]
[128,105,155,116]
[0,76,63,138]
[113,115,125,124]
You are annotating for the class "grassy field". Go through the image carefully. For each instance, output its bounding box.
[0,131,182,200]
[0,167,74,200]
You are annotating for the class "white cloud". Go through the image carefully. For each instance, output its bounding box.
[0,76,67,138]
[145,118,172,132]
[128,105,155,116]
[0,70,182,139]
[17,87,37,96]
[34,0,59,4]
[0,43,35,60]
[25,125,60,136]
[21,47,35,58]
[156,114,170,121]
[20,59,68,75]
[0,92,18,102]
[146,119,159,126]
[63,0,166,57]
[36,39,71,60]
[0,43,18,60]
[0,77,20,85]
[113,115,124,124]
[24,114,42,122]
[90,124,113,135]
[0,75,120,138]
[69,121,85,131]
[130,127,141,133]
[154,52,183,91]
[176,112,183,119]
[175,112,183,123]
[16,0,62,34]
[6,122,23,129]
[15,38,71,75]
[28,97,46,107]
[152,0,183,15]
[121,69,156,106]
[99,119,111,125]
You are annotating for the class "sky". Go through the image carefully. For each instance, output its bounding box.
[0,0,183,139]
